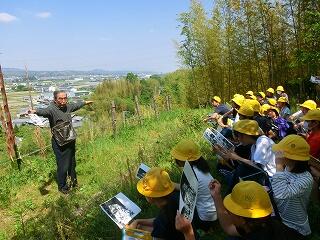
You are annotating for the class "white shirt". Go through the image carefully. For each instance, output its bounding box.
[192,166,217,221]
[251,135,276,177]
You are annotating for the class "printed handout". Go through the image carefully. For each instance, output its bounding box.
[100,192,141,229]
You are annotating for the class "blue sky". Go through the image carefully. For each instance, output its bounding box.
[0,0,212,73]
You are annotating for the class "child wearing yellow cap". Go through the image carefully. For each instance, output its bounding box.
[128,167,190,239]
[302,110,320,194]
[289,100,317,135]
[220,120,276,177]
[267,107,291,140]
[236,102,254,120]
[302,109,320,160]
[257,92,267,105]
[204,96,231,123]
[171,139,217,231]
[176,180,302,239]
[271,135,313,237]
[277,97,291,120]
[276,86,289,103]
[266,88,276,100]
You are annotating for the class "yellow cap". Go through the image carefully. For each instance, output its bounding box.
[237,103,254,117]
[302,109,320,121]
[257,92,266,99]
[137,167,175,198]
[276,86,284,92]
[272,135,310,161]
[246,91,254,96]
[223,181,273,218]
[268,106,280,115]
[171,139,201,161]
[231,95,245,107]
[277,97,288,103]
[249,95,257,100]
[259,104,271,115]
[268,98,277,106]
[249,99,261,113]
[266,88,275,94]
[299,100,317,110]
[213,96,221,103]
[233,120,260,135]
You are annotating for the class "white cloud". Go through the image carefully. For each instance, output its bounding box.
[35,12,51,19]
[0,12,18,23]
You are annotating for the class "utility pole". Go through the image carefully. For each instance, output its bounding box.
[0,65,17,161]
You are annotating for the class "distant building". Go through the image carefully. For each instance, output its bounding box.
[48,86,56,92]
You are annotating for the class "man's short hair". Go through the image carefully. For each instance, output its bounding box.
[53,90,67,99]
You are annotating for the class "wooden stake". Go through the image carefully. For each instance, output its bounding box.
[134,96,142,125]
[152,96,158,118]
[34,127,46,157]
[126,158,134,189]
[0,65,16,161]
[0,105,6,132]
[111,100,116,137]
[165,96,170,111]
[122,111,127,126]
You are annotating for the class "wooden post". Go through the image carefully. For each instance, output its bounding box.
[122,111,127,126]
[168,95,172,110]
[0,105,6,132]
[34,127,46,157]
[126,158,134,189]
[134,96,142,125]
[111,100,116,137]
[152,96,158,118]
[165,96,170,111]
[0,65,16,161]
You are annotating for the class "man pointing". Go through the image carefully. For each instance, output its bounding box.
[29,90,93,194]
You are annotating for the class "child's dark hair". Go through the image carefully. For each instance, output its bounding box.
[236,215,272,236]
[290,161,310,174]
[189,156,210,173]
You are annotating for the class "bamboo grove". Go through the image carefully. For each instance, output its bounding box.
[177,0,320,107]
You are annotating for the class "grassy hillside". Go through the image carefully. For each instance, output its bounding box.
[1,107,319,240]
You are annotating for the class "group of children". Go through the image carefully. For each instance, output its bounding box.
[126,86,320,240]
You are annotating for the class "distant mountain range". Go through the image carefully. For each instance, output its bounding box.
[2,68,159,77]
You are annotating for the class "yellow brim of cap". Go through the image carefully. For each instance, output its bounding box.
[299,104,312,110]
[223,195,272,219]
[272,144,310,161]
[137,179,175,198]
[301,115,320,122]
[170,149,201,161]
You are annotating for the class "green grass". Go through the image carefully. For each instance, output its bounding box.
[0,108,319,240]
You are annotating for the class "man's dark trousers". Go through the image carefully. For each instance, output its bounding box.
[51,138,77,190]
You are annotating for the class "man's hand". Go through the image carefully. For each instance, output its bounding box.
[85,100,93,105]
[175,211,195,240]
[209,180,221,199]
